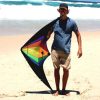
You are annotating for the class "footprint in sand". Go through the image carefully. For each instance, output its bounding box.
[72,76,92,95]
[0,91,26,98]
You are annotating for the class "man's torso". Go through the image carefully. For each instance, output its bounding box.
[52,17,78,53]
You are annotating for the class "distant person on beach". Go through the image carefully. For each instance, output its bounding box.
[47,3,82,96]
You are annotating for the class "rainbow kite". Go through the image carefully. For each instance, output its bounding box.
[22,36,49,66]
[21,18,59,91]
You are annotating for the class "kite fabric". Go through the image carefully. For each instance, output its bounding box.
[21,17,59,91]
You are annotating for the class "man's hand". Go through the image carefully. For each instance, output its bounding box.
[77,48,82,58]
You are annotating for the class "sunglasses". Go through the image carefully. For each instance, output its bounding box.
[58,8,67,12]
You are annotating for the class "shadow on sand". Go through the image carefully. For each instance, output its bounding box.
[26,90,80,95]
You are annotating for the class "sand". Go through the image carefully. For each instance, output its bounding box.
[0,20,100,100]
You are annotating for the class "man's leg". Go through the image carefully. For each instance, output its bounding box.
[62,68,69,95]
[53,67,60,96]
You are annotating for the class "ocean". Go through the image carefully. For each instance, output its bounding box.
[0,0,100,20]
[0,0,100,35]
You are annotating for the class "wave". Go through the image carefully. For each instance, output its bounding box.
[63,0,100,3]
[0,1,43,5]
[0,4,100,20]
[1,0,100,3]
[0,0,100,8]
[0,0,100,20]
[45,1,100,8]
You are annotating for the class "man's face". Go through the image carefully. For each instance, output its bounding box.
[58,8,69,17]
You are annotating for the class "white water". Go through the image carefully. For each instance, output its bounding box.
[0,5,100,20]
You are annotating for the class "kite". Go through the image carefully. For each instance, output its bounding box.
[21,18,59,91]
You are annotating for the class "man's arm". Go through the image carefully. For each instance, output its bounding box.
[75,30,82,58]
[47,28,53,39]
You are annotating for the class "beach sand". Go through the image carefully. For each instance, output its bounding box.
[0,20,100,100]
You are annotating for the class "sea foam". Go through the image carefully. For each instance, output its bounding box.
[0,4,100,20]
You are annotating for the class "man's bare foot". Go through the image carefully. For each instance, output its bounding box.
[53,91,59,96]
[62,90,70,96]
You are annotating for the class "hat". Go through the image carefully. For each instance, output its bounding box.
[59,3,68,10]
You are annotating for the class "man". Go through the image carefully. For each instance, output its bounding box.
[47,3,82,96]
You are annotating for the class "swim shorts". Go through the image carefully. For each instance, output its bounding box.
[51,50,71,70]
